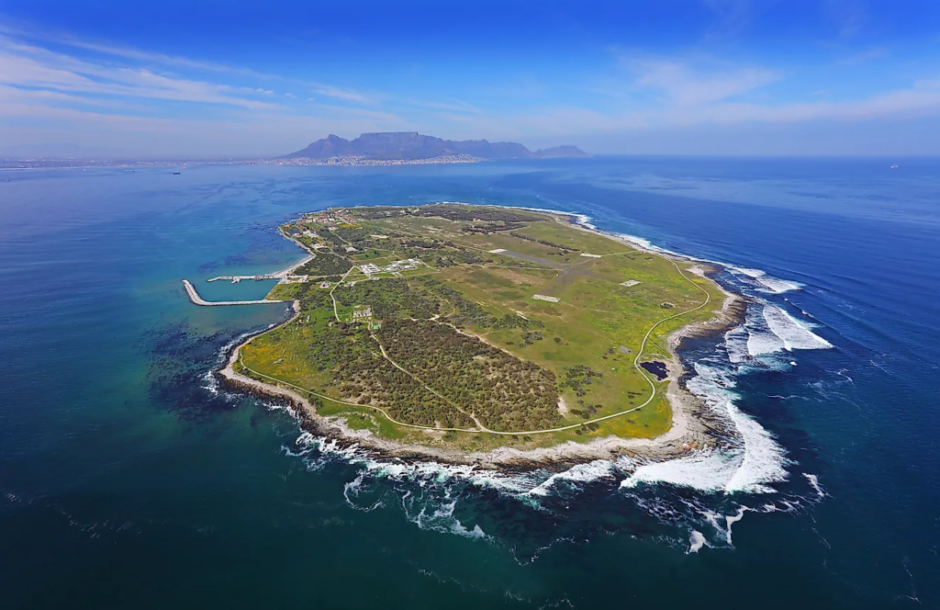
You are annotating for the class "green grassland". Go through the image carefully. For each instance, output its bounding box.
[237,204,725,451]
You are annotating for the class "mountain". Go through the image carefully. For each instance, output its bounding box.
[281,132,588,160]
[532,145,591,158]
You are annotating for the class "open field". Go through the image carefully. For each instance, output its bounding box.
[236,204,728,451]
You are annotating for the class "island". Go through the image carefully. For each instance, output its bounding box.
[193,204,742,467]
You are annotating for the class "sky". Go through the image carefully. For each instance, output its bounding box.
[1,0,939,158]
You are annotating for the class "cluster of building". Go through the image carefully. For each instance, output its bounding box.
[303,210,354,227]
[359,258,421,277]
[352,306,373,320]
[264,155,481,167]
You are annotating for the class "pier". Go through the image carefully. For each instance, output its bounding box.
[206,254,315,283]
[206,275,275,283]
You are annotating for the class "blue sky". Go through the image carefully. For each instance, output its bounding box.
[1,0,939,157]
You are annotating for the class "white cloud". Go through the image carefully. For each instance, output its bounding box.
[0,24,262,75]
[913,77,940,91]
[0,99,415,156]
[0,38,281,110]
[558,85,940,134]
[2,19,939,157]
[623,56,780,106]
[0,23,380,106]
[398,97,482,114]
[309,85,374,104]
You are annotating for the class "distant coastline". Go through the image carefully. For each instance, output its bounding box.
[0,153,564,170]
[1,131,589,170]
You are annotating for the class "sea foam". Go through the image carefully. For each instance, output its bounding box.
[729,266,803,294]
[724,325,752,364]
[745,309,786,357]
[525,460,616,497]
[688,530,707,553]
[762,305,833,351]
[407,498,489,540]
[734,304,833,360]
[621,362,789,495]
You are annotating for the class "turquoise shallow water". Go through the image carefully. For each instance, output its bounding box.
[1,159,938,608]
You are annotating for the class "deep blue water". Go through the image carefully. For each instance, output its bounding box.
[1,158,938,608]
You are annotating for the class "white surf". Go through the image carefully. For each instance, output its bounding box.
[621,362,789,495]
[762,305,833,351]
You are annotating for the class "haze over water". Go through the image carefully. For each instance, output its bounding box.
[1,157,939,608]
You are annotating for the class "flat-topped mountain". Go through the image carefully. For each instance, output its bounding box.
[281,132,589,161]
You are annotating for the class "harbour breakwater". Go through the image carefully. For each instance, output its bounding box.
[182,279,286,307]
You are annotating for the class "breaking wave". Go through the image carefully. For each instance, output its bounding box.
[763,305,833,351]
[283,426,811,557]
[728,266,803,294]
[622,361,789,495]
[803,473,826,498]
[525,460,616,497]
[727,303,834,365]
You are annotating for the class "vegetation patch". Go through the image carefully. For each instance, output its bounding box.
[296,252,353,276]
[377,319,560,431]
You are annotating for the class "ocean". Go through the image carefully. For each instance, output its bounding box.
[1,157,938,608]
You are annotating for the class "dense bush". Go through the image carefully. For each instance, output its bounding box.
[296,252,353,276]
[377,319,560,431]
[333,278,440,320]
